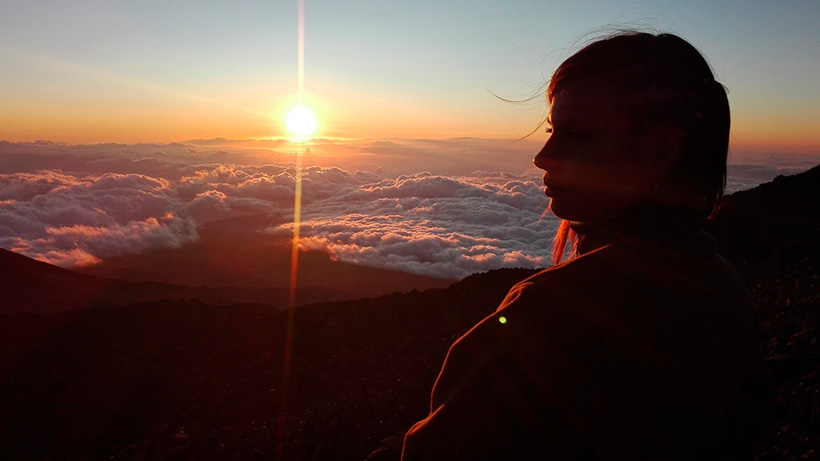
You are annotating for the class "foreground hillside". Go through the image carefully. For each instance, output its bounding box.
[1,165,819,460]
[0,269,533,460]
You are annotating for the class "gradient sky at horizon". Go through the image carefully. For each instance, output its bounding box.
[1,1,819,155]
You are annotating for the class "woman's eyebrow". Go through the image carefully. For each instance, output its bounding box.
[549,113,594,127]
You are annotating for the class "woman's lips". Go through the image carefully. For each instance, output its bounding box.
[543,179,560,197]
[542,173,564,197]
[544,181,569,197]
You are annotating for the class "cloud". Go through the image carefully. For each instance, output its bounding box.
[264,171,555,279]
[726,151,820,192]
[0,169,198,267]
[1,139,814,278]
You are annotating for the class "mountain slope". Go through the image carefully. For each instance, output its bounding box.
[0,268,536,460]
[704,163,820,262]
[73,214,455,297]
[0,248,350,313]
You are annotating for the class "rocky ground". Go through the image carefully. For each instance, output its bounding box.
[0,270,530,460]
[704,165,820,459]
[740,257,819,460]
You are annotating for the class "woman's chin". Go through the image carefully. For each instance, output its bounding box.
[550,209,583,222]
[549,200,588,222]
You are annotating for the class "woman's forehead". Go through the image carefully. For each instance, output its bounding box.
[549,80,626,125]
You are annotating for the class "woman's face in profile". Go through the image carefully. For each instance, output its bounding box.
[534,81,660,222]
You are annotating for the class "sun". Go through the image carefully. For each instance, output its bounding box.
[286,105,318,138]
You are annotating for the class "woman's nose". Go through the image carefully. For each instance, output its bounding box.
[533,140,553,171]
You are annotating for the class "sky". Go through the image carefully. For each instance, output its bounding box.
[1,0,819,155]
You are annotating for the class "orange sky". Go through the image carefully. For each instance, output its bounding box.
[1,2,819,155]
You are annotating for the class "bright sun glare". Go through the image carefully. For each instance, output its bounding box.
[286,105,317,138]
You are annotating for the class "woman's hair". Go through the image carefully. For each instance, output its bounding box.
[548,31,730,264]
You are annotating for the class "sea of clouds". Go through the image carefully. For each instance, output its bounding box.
[1,139,817,280]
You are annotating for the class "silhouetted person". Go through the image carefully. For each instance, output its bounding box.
[402,32,769,460]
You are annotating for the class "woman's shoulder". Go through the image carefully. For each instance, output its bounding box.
[510,229,732,289]
[500,236,656,308]
[498,229,752,332]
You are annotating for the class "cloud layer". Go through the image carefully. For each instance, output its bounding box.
[266,171,552,278]
[0,140,556,278]
[1,140,814,279]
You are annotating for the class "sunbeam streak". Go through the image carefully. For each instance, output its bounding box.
[278,1,308,458]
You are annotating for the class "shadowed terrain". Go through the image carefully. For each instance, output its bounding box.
[1,165,819,460]
[1,214,453,314]
[73,214,455,303]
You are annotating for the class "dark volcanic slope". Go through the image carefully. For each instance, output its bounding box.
[705,163,820,263]
[0,248,354,313]
[0,269,535,461]
[74,214,455,299]
[0,248,207,313]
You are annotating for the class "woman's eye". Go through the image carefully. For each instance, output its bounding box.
[545,127,553,134]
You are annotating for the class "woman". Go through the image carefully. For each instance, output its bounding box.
[402,32,768,460]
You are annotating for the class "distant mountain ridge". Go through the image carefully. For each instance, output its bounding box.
[0,247,343,313]
[1,213,455,314]
[73,213,454,299]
